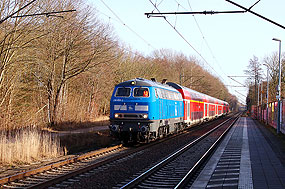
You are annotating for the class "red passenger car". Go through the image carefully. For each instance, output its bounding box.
[167,82,229,126]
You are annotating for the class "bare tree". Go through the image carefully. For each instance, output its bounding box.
[244,56,263,106]
[263,52,285,102]
[31,0,117,127]
[0,0,45,128]
[0,0,236,129]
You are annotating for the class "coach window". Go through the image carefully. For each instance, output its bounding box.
[165,91,170,99]
[134,88,149,97]
[167,91,170,100]
[171,92,175,100]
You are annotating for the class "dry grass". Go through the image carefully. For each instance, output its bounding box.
[0,128,64,165]
[48,116,110,131]
[0,116,111,165]
[60,130,118,154]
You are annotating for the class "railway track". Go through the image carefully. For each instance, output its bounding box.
[0,114,236,188]
[0,145,126,188]
[119,114,239,188]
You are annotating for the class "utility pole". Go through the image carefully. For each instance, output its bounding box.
[266,66,269,125]
[257,82,259,106]
[273,38,282,134]
[261,81,263,120]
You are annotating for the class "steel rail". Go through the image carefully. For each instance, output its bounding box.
[174,115,240,188]
[25,120,218,189]
[120,115,238,188]
[0,145,122,186]
[0,119,202,188]
[0,123,195,188]
[1,115,234,188]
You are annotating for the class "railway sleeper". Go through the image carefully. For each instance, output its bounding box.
[150,175,181,180]
[139,181,176,187]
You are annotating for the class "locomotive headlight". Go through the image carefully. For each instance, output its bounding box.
[114,113,119,118]
[143,114,148,119]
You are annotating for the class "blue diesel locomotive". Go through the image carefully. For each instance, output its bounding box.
[109,78,184,143]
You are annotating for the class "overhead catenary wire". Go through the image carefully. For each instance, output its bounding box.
[95,7,155,58]
[100,0,230,88]
[175,0,230,84]
[100,0,155,50]
[148,0,251,103]
[226,0,285,30]
[186,1,228,79]
[10,9,76,18]
[148,0,226,84]
[149,0,282,103]
[0,0,38,24]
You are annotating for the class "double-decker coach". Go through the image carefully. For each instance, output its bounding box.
[167,82,229,126]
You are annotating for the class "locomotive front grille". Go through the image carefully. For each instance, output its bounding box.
[124,114,139,118]
[114,113,148,119]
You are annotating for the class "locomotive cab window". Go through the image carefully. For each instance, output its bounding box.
[115,87,131,97]
[134,88,149,97]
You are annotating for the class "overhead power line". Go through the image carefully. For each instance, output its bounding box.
[147,0,224,83]
[225,0,285,30]
[228,76,247,88]
[0,0,76,23]
[177,0,230,85]
[10,10,76,18]
[146,0,284,103]
[146,0,285,30]
[228,76,249,78]
[0,0,37,24]
[100,0,155,50]
[90,10,151,58]
[145,10,245,17]
[226,85,247,88]
[235,90,247,98]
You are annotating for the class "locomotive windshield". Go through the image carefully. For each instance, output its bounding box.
[115,87,131,97]
[134,88,149,97]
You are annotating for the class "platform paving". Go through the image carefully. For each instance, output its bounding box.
[191,117,285,189]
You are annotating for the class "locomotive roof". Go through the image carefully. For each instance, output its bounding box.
[167,82,228,105]
[115,78,178,92]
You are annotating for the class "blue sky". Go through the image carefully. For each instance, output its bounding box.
[88,0,285,104]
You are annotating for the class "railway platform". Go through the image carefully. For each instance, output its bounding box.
[191,117,285,189]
